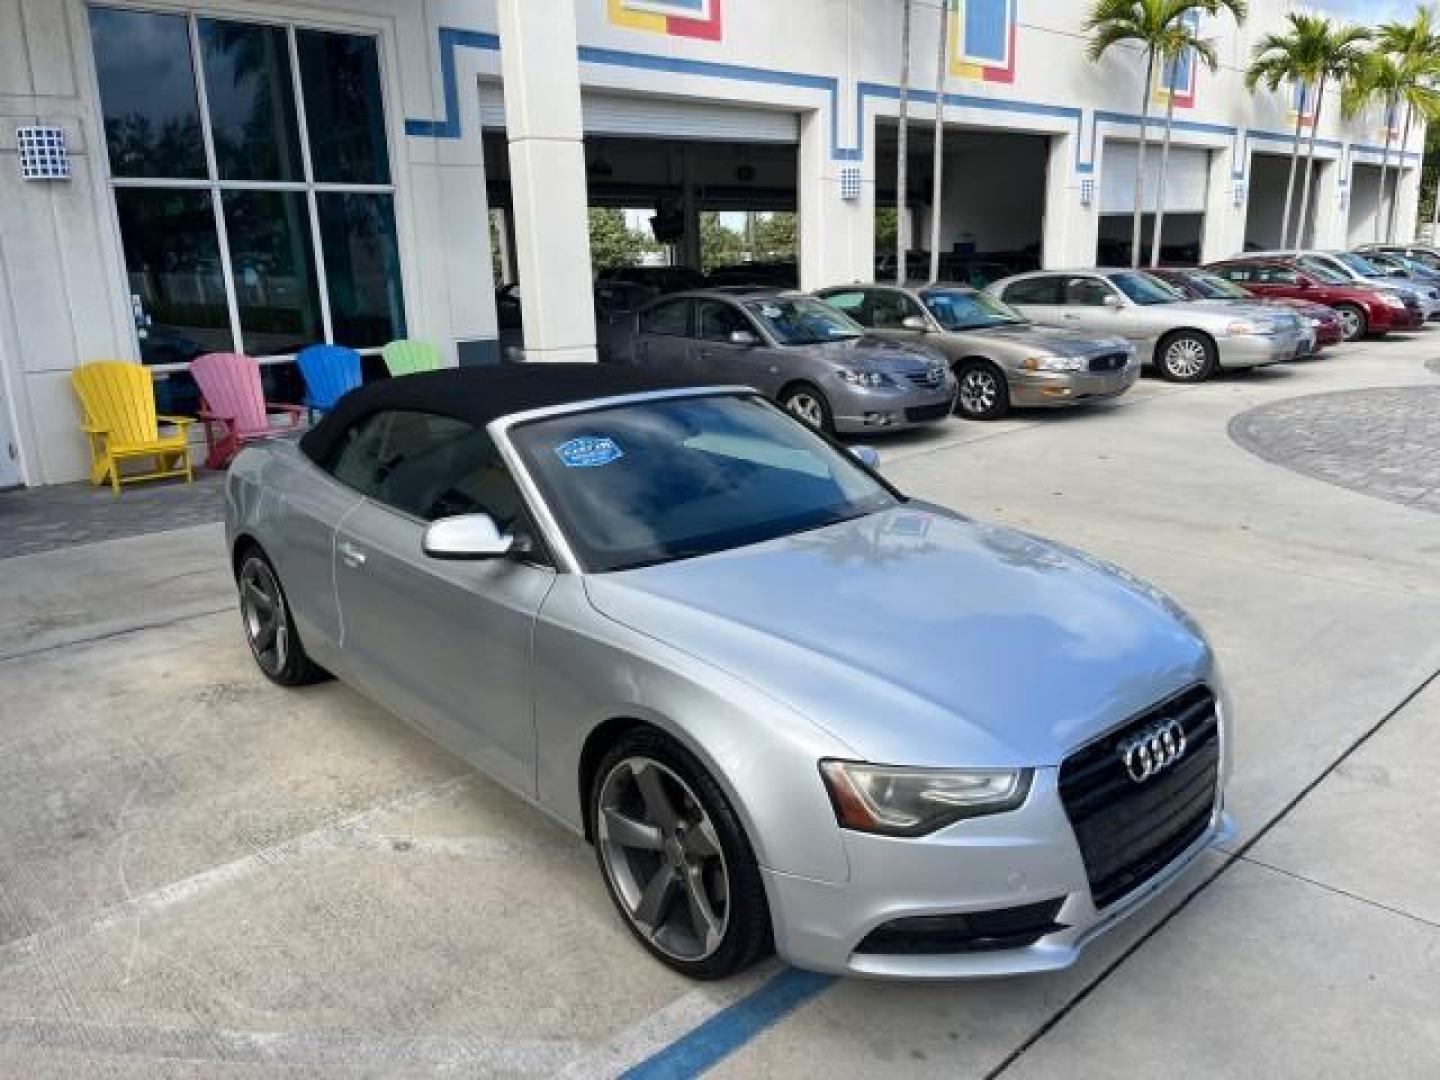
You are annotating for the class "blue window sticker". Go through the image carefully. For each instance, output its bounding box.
[555,435,624,468]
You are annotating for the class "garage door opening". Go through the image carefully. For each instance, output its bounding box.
[1098,140,1208,266]
[875,121,1048,283]
[1244,152,1318,251]
[1347,163,1386,248]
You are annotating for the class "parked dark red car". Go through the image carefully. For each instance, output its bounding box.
[1203,257,1423,341]
[1150,267,1343,353]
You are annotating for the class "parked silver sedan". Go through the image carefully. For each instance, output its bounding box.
[987,269,1306,382]
[627,288,955,434]
[226,365,1233,981]
[816,284,1137,420]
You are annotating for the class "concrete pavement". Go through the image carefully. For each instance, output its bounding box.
[1,335,1438,1077]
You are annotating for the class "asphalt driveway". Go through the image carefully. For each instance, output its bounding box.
[1,335,1437,1078]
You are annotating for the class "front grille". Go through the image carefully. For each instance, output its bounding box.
[1088,352,1129,373]
[1058,684,1220,910]
[854,898,1066,955]
[905,401,952,422]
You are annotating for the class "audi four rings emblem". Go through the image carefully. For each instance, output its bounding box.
[1118,719,1188,783]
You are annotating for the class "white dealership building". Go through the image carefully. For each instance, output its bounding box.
[0,0,1426,487]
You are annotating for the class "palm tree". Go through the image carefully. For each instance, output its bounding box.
[1245,14,1338,250]
[928,0,950,284]
[1085,1,1235,268]
[895,0,913,284]
[1149,0,1247,268]
[1343,51,1405,243]
[1375,9,1440,242]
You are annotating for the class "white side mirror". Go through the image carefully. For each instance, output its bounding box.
[729,330,759,346]
[423,514,514,560]
[1103,293,1124,308]
[901,315,929,331]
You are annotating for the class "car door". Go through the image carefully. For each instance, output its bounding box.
[997,275,1067,327]
[691,298,786,396]
[862,288,932,345]
[1057,274,1133,338]
[631,297,693,374]
[329,409,556,795]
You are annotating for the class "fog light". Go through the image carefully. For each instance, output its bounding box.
[1041,387,1073,397]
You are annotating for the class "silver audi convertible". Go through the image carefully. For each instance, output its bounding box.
[226,365,1233,980]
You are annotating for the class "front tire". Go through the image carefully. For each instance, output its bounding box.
[237,547,328,687]
[1155,331,1218,383]
[1333,303,1368,342]
[954,360,1010,420]
[779,383,835,434]
[591,729,772,980]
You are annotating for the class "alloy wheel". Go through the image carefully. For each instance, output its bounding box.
[597,757,730,962]
[784,392,824,429]
[959,368,999,415]
[240,557,288,677]
[1336,307,1363,341]
[1164,338,1208,379]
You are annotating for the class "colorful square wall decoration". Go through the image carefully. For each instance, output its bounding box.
[1153,10,1198,108]
[948,0,1017,84]
[607,0,723,41]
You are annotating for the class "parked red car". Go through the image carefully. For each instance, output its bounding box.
[1204,257,1423,341]
[1150,267,1343,353]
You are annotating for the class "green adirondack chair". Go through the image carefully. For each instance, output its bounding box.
[380,339,442,377]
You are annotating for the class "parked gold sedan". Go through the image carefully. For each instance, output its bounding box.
[817,285,1137,421]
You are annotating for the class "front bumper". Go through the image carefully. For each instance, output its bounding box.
[1215,329,1304,369]
[762,767,1234,979]
[831,378,957,434]
[1008,364,1139,409]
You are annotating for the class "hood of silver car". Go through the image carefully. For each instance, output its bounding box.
[951,323,1129,356]
[809,337,944,370]
[584,506,1210,768]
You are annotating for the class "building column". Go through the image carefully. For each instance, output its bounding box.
[798,109,873,291]
[1308,157,1347,250]
[497,0,596,362]
[1392,164,1420,242]
[1042,133,1097,268]
[1200,143,1242,264]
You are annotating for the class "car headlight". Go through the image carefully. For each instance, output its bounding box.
[819,760,1032,836]
[1021,355,1084,373]
[1382,292,1407,308]
[837,368,891,388]
[1224,320,1258,336]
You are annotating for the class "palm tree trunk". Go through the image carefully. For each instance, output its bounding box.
[1296,72,1327,250]
[928,0,948,284]
[1375,93,1396,244]
[1131,50,1156,269]
[1279,99,1304,250]
[1149,55,1182,269]
[1386,102,1413,243]
[896,0,912,284]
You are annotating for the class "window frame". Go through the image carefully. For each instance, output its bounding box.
[694,298,759,343]
[638,297,693,338]
[83,2,411,375]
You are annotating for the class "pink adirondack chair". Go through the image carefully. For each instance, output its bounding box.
[189,352,305,469]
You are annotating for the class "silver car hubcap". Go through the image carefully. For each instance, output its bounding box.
[597,758,729,962]
[959,369,998,414]
[240,558,288,676]
[1338,308,1361,340]
[784,392,824,428]
[1165,338,1207,378]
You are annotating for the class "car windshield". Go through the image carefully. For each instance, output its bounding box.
[1333,251,1384,277]
[1108,271,1182,305]
[921,288,1026,329]
[507,393,898,572]
[1186,272,1251,300]
[744,296,863,345]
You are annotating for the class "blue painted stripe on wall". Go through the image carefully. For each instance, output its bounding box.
[404,27,499,139]
[621,969,834,1080]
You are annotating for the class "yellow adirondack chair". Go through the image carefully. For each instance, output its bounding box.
[72,361,194,494]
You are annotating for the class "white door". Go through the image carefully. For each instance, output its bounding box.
[1101,142,1210,214]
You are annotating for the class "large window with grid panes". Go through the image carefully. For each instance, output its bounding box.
[87,5,407,412]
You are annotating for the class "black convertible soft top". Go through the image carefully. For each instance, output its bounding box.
[300,363,701,464]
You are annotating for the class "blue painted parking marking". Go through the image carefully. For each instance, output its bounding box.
[622,969,834,1079]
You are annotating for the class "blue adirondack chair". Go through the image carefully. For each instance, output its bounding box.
[296,344,363,418]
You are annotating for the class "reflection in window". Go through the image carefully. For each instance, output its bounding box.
[297,31,391,185]
[90,8,206,178]
[114,189,232,365]
[222,191,324,356]
[199,20,304,182]
[318,194,406,347]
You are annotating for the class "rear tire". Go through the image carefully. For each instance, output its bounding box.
[1334,303,1368,342]
[591,728,772,980]
[779,383,835,435]
[1155,331,1218,383]
[237,546,328,687]
[954,360,1011,420]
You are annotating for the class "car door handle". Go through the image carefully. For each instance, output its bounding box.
[338,540,367,568]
